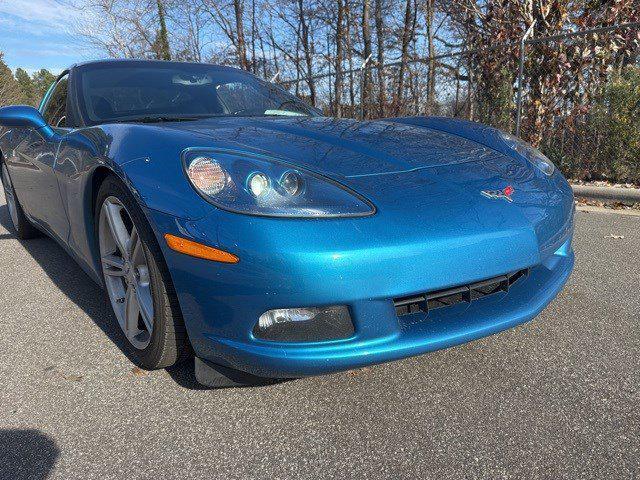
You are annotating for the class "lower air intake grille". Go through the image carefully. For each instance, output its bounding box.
[394,268,529,317]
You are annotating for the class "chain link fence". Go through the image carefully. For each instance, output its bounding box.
[519,23,640,184]
[278,22,640,184]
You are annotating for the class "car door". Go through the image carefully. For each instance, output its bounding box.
[8,74,70,241]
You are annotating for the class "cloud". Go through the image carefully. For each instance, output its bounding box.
[0,0,85,29]
[0,0,98,71]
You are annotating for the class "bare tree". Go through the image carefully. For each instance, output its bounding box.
[297,0,317,105]
[201,0,249,68]
[335,0,345,117]
[361,0,373,117]
[233,0,249,69]
[395,0,415,114]
[423,0,436,111]
[77,0,176,59]
[374,0,386,116]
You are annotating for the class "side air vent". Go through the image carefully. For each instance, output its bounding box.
[394,269,529,317]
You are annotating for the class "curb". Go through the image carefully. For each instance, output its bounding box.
[571,184,640,203]
[576,205,640,216]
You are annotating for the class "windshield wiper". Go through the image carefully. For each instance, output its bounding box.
[108,115,201,124]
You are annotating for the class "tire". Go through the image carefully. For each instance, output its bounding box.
[95,174,191,369]
[1,162,41,240]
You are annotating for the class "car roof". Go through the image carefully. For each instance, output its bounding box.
[70,59,244,74]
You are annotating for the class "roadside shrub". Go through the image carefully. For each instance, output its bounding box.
[588,66,640,184]
[544,66,640,184]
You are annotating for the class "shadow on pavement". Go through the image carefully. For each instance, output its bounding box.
[166,362,210,390]
[0,203,196,385]
[0,429,59,480]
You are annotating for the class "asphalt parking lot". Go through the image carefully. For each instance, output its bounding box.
[0,191,638,480]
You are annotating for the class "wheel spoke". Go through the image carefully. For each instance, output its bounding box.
[124,285,139,337]
[127,227,140,262]
[101,254,126,276]
[136,286,154,333]
[104,202,130,259]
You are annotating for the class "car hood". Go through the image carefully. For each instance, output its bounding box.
[163,116,496,178]
[159,116,572,258]
[110,116,573,264]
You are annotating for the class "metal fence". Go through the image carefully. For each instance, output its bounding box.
[278,22,640,184]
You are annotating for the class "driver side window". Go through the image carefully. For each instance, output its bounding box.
[42,75,69,128]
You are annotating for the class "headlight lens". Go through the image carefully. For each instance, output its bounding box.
[187,157,228,195]
[499,132,555,176]
[183,150,375,217]
[248,172,270,197]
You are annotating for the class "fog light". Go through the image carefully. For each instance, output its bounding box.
[254,306,354,342]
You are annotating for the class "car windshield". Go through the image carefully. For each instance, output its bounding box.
[78,62,318,124]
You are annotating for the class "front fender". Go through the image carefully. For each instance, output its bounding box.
[55,124,217,285]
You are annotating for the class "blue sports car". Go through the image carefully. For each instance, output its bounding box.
[0,60,574,387]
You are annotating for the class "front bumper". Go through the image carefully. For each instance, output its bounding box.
[205,244,572,378]
[148,202,574,379]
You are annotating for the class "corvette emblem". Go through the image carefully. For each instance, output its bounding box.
[481,185,514,202]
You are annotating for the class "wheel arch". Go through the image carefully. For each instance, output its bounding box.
[86,167,186,309]
[89,165,116,223]
[83,165,129,286]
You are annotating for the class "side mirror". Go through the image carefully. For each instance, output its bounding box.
[0,105,48,130]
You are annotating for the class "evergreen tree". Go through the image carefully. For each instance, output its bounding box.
[31,69,57,106]
[15,67,36,105]
[0,52,23,106]
[153,0,171,60]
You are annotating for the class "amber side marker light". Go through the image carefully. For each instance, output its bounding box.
[164,234,239,263]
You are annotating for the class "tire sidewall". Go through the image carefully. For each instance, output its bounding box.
[1,161,39,239]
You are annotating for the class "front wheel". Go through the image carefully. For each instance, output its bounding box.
[1,163,40,239]
[96,175,190,369]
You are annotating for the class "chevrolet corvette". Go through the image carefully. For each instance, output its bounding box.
[0,60,574,387]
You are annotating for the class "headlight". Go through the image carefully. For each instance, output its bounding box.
[183,149,375,217]
[499,131,555,176]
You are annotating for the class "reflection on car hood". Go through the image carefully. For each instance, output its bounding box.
[163,116,497,178]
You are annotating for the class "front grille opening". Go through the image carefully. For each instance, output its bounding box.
[394,268,529,317]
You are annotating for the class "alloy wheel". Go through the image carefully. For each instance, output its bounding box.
[98,196,154,349]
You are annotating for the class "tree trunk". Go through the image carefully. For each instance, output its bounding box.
[424,0,436,113]
[374,0,385,117]
[361,0,373,118]
[251,0,257,73]
[297,0,316,105]
[395,0,413,115]
[335,0,345,117]
[345,1,355,110]
[259,34,268,78]
[233,0,249,70]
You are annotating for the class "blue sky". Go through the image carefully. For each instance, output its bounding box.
[0,0,99,74]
